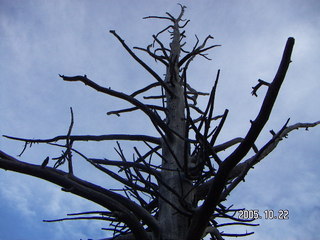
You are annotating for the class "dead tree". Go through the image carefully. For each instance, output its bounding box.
[0,5,319,240]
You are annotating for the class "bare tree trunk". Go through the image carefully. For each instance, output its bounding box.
[158,9,193,239]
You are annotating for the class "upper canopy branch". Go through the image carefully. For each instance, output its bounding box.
[143,4,186,24]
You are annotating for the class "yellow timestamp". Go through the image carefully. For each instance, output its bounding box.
[237,209,289,220]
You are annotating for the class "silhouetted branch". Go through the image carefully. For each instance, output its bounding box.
[68,210,112,216]
[197,70,220,134]
[43,216,112,222]
[143,15,174,22]
[210,109,229,146]
[143,95,166,100]
[57,107,74,173]
[107,105,165,116]
[4,134,161,145]
[251,79,270,97]
[221,231,254,237]
[130,82,161,97]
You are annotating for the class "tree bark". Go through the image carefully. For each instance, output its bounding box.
[158,7,194,239]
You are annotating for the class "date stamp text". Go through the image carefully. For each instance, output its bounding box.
[237,209,289,220]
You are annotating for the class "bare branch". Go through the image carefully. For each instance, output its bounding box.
[213,137,243,152]
[154,25,172,40]
[130,82,161,98]
[143,95,166,100]
[4,134,161,145]
[251,79,271,97]
[221,231,254,237]
[107,105,165,116]
[143,15,174,22]
[197,70,220,133]
[210,109,229,146]
[66,107,74,174]
[43,216,111,222]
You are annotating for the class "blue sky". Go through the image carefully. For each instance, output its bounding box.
[1,0,320,239]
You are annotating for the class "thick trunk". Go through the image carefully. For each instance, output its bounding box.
[158,17,193,239]
[159,84,192,240]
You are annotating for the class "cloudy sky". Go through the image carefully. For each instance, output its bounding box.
[1,0,319,239]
